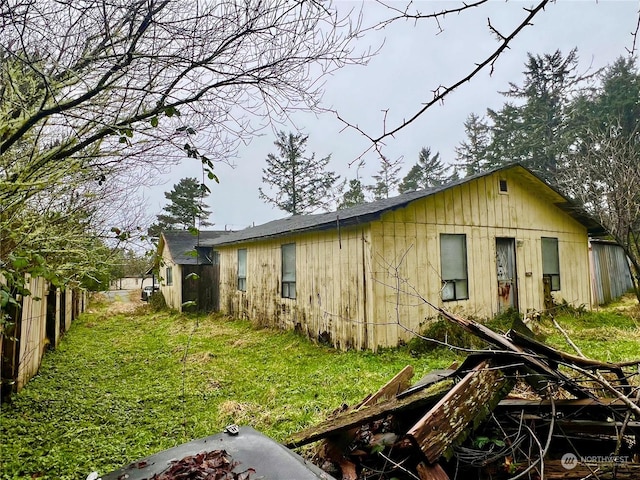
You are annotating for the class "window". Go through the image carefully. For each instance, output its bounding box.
[237,249,247,292]
[166,266,173,286]
[440,234,469,301]
[281,243,296,299]
[499,179,508,193]
[542,237,560,291]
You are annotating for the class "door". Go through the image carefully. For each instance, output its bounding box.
[496,238,518,313]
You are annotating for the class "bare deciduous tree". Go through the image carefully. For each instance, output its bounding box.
[562,125,640,300]
[1,0,368,210]
[0,0,368,296]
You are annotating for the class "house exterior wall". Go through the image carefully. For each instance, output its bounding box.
[218,225,373,349]
[216,170,592,350]
[110,277,143,290]
[159,249,183,311]
[368,170,591,346]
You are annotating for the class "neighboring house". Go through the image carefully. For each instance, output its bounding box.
[110,276,143,290]
[156,230,229,312]
[200,164,606,350]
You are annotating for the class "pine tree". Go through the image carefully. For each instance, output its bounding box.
[339,178,366,209]
[483,49,584,178]
[398,147,446,193]
[454,113,490,177]
[149,177,212,237]
[259,131,339,215]
[367,156,403,200]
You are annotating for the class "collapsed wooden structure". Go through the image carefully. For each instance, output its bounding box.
[287,309,640,479]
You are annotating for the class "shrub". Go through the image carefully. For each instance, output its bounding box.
[148,291,167,311]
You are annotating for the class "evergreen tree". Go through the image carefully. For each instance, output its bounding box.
[367,156,403,200]
[149,177,212,237]
[259,131,339,215]
[398,147,446,193]
[339,178,366,209]
[454,113,490,177]
[483,49,584,178]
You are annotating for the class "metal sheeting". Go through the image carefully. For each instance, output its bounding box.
[590,240,634,305]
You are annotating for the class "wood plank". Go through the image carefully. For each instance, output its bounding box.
[406,360,512,463]
[358,365,414,409]
[285,379,451,448]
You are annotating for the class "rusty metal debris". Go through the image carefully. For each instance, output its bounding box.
[287,310,640,479]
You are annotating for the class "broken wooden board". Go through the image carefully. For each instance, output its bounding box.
[357,364,414,409]
[406,359,514,463]
[434,307,596,399]
[285,378,452,448]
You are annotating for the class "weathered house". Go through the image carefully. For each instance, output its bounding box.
[157,230,229,312]
[200,164,605,350]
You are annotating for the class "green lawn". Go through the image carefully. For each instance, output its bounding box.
[1,296,638,480]
[0,300,457,480]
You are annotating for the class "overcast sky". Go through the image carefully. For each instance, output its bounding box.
[142,0,640,231]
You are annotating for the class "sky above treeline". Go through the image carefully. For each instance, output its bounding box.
[143,0,640,231]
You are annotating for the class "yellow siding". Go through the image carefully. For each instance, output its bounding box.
[159,248,183,311]
[218,225,371,349]
[216,169,592,350]
[369,170,591,347]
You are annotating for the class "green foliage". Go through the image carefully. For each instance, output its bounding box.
[338,178,366,209]
[455,113,491,177]
[258,131,340,215]
[148,291,168,312]
[149,178,213,237]
[398,147,447,193]
[484,49,582,177]
[407,309,528,354]
[367,156,403,200]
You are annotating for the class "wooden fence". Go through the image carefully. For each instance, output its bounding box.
[1,275,86,396]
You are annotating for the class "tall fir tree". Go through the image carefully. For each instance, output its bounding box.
[483,49,584,179]
[259,131,339,215]
[398,147,446,193]
[454,113,490,177]
[148,177,212,237]
[339,178,366,209]
[367,156,403,200]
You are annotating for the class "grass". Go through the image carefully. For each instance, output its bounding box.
[0,300,458,480]
[1,295,638,480]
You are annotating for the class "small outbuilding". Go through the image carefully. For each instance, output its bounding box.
[156,230,229,312]
[199,164,606,350]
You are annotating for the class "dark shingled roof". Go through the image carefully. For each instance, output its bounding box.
[161,230,229,264]
[203,164,606,247]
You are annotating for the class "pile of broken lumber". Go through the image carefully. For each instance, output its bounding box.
[287,309,640,479]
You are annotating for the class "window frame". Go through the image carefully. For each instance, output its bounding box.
[281,243,296,299]
[165,266,173,286]
[237,248,247,292]
[541,237,561,291]
[440,233,469,301]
